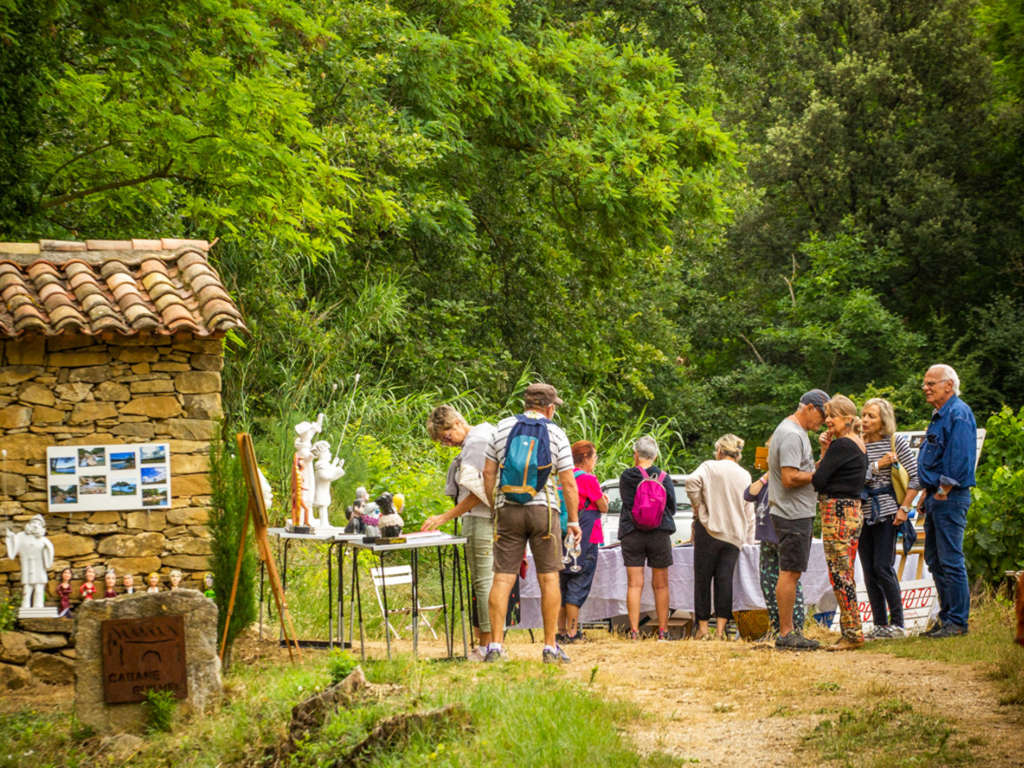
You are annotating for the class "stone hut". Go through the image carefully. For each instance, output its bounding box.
[0,238,245,609]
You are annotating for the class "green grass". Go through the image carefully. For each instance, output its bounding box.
[802,698,974,767]
[869,595,1024,705]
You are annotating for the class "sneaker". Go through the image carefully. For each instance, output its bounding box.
[484,647,507,663]
[468,645,488,662]
[753,630,778,644]
[866,625,893,640]
[556,632,573,645]
[627,629,640,641]
[826,636,865,651]
[542,645,571,664]
[928,623,967,638]
[921,621,944,637]
[775,632,820,651]
[568,630,586,643]
[656,629,673,642]
[888,625,907,638]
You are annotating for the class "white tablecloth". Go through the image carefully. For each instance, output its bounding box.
[515,540,931,629]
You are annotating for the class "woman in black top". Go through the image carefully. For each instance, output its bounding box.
[813,395,868,650]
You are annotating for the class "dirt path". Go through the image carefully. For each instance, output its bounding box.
[556,633,1024,766]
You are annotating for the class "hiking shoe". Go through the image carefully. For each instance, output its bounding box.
[656,629,673,642]
[928,623,967,638]
[775,632,820,651]
[866,625,892,640]
[826,636,865,651]
[542,645,571,664]
[484,647,507,663]
[921,621,944,637]
[468,645,488,662]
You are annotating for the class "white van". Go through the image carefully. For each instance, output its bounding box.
[599,474,694,546]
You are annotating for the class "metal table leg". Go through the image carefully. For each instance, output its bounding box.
[411,548,419,659]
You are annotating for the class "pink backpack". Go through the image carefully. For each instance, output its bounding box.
[632,467,667,530]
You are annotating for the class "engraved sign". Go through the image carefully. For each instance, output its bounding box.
[101,615,188,704]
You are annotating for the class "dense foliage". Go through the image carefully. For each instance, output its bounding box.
[2,0,1021,581]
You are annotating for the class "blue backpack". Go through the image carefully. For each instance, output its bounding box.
[499,414,553,504]
[558,469,587,531]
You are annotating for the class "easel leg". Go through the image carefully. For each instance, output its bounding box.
[411,550,419,659]
[219,504,251,663]
[381,553,391,660]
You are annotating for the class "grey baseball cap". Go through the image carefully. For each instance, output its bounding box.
[799,388,830,417]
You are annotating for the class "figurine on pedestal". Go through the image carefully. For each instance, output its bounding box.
[146,571,161,593]
[57,568,73,617]
[169,569,183,590]
[123,573,135,594]
[312,440,345,531]
[289,414,324,532]
[103,567,117,598]
[344,486,369,534]
[80,564,97,601]
[4,514,55,615]
[203,572,215,599]
[377,492,404,539]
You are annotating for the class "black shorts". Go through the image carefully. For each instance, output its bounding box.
[770,514,814,572]
[620,529,673,569]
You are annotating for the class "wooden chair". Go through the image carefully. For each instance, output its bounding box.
[370,565,442,640]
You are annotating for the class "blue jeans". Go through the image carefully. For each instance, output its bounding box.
[923,489,971,628]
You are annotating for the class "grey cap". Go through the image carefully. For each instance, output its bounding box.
[799,388,830,417]
[524,382,563,407]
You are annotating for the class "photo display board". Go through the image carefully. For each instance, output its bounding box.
[46,442,171,512]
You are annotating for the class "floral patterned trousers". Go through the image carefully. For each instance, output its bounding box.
[821,497,864,641]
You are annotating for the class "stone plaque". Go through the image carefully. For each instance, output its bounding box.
[101,615,187,704]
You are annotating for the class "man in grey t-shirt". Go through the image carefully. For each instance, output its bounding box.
[769,388,828,650]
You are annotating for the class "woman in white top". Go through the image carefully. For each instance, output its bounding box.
[685,434,756,640]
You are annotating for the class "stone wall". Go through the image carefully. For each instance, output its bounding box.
[0,331,223,604]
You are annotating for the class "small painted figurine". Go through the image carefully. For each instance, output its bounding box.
[123,573,135,594]
[103,567,117,598]
[377,492,404,538]
[344,486,370,534]
[57,567,73,617]
[169,569,183,590]
[5,514,55,610]
[79,564,97,601]
[146,571,161,593]
[203,572,215,600]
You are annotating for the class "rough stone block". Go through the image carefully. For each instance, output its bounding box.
[19,382,55,406]
[23,631,70,651]
[0,631,31,664]
[163,419,214,440]
[17,616,73,634]
[171,338,222,354]
[189,354,223,371]
[69,365,113,383]
[50,533,98,558]
[74,590,221,731]
[89,511,120,524]
[94,381,131,401]
[172,473,211,497]
[54,382,93,402]
[121,396,182,418]
[57,432,114,446]
[152,362,191,372]
[174,371,221,394]
[28,652,75,684]
[168,439,211,454]
[33,405,66,424]
[96,532,166,558]
[0,404,32,428]
[5,338,45,365]
[0,661,30,689]
[161,555,210,570]
[3,432,51,460]
[116,347,159,363]
[166,507,209,526]
[130,378,174,393]
[111,422,156,438]
[171,454,210,475]
[166,537,212,556]
[46,334,92,351]
[68,522,121,536]
[106,557,162,575]
[0,366,44,386]
[48,351,110,367]
[182,393,223,420]
[70,401,119,423]
[124,511,166,531]
[0,472,28,496]
[130,363,151,374]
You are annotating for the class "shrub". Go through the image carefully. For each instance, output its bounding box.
[143,688,177,734]
[327,649,359,684]
[966,405,1024,584]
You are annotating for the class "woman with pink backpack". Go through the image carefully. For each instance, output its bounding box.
[617,435,677,641]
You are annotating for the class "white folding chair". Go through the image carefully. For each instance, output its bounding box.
[370,565,442,640]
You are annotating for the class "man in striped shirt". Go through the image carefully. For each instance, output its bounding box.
[482,383,580,663]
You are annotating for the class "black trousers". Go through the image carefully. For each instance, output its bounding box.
[693,519,740,622]
[858,518,904,627]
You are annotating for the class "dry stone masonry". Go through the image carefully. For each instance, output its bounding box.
[0,239,245,687]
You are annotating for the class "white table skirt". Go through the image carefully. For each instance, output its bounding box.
[515,540,931,630]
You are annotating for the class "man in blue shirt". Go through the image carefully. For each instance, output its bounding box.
[917,364,976,637]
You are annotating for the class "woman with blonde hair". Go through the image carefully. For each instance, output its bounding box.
[685,434,755,640]
[813,395,869,650]
[860,397,919,639]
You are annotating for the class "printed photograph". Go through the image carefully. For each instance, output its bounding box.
[109,451,137,471]
[141,466,168,485]
[79,475,107,495]
[111,480,137,496]
[50,484,77,504]
[49,456,76,475]
[140,445,167,465]
[142,487,168,507]
[78,447,105,468]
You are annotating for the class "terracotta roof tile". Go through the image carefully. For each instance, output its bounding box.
[0,239,244,338]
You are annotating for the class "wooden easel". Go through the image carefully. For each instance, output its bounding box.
[219,433,302,662]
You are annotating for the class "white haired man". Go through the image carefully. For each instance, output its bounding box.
[918,364,977,637]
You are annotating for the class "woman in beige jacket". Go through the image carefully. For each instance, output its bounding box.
[685,434,756,640]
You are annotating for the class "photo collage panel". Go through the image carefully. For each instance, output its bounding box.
[46,442,171,512]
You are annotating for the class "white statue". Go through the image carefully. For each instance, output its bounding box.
[291,413,324,528]
[312,440,345,530]
[5,515,55,612]
[257,466,274,512]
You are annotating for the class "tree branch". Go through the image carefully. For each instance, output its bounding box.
[738,332,766,364]
[39,161,174,210]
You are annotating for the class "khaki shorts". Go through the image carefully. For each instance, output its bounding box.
[493,503,563,574]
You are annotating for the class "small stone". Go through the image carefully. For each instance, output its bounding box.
[171,454,210,475]
[111,422,156,438]
[130,378,174,393]
[0,404,32,428]
[0,631,31,664]
[28,652,75,684]
[94,381,131,401]
[69,365,112,383]
[97,733,144,763]
[69,401,119,423]
[166,537,212,555]
[116,347,159,363]
[89,511,120,524]
[121,396,182,418]
[166,507,209,526]
[96,532,166,558]
[19,382,55,406]
[0,366,44,386]
[33,405,66,424]
[48,351,109,367]
[161,555,210,570]
[174,371,221,394]
[183,393,223,420]
[0,661,30,689]
[164,419,215,440]
[50,533,98,558]
[23,631,69,651]
[190,354,223,371]
[173,473,211,497]
[5,338,45,365]
[105,556,162,575]
[0,472,28,496]
[124,511,166,531]
[54,382,93,402]
[1,432,51,460]
[131,363,151,374]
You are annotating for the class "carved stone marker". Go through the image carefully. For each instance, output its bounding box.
[75,589,220,732]
[101,615,187,704]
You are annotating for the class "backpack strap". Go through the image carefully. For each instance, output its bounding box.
[637,466,650,480]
